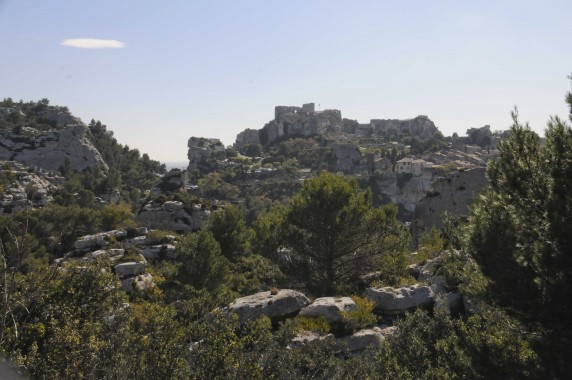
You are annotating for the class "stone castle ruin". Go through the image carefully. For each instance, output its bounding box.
[235,103,440,149]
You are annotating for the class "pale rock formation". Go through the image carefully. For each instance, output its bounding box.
[235,129,260,149]
[299,297,356,324]
[73,230,127,253]
[342,327,388,352]
[366,284,435,315]
[140,244,177,260]
[370,116,438,140]
[121,273,154,293]
[187,137,225,171]
[37,108,82,128]
[0,124,108,172]
[0,161,59,213]
[90,248,125,262]
[114,261,146,277]
[229,289,310,321]
[415,167,487,229]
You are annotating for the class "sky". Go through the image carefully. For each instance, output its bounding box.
[1,0,571,164]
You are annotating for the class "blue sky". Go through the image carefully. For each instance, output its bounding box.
[1,0,571,163]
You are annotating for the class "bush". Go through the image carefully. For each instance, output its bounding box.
[293,316,330,335]
[341,296,377,333]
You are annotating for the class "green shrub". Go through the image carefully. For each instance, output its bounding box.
[341,296,377,333]
[293,316,330,335]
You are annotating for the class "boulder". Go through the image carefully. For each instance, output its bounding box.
[365,285,435,315]
[140,244,177,260]
[90,248,125,260]
[342,327,386,352]
[229,289,310,321]
[299,297,356,324]
[121,273,154,293]
[114,261,146,278]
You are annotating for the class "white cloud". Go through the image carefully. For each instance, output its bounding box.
[61,39,125,49]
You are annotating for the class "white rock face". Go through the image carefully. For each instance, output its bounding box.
[299,297,356,324]
[366,285,435,315]
[114,261,146,277]
[229,289,310,321]
[0,124,107,172]
[73,230,127,252]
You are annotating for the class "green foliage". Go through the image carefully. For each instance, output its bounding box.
[293,316,331,335]
[88,119,166,207]
[207,205,252,261]
[244,143,263,157]
[459,90,572,376]
[177,230,228,291]
[341,296,377,333]
[416,226,445,263]
[225,254,283,296]
[382,307,541,379]
[282,172,408,295]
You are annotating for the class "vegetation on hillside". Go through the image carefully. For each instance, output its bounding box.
[1,85,571,378]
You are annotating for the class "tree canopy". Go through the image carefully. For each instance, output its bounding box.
[281,172,408,295]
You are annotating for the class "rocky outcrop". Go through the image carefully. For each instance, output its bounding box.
[114,261,146,277]
[0,124,108,172]
[136,201,209,233]
[370,116,439,140]
[187,137,225,172]
[37,108,82,128]
[0,161,59,214]
[414,168,487,230]
[366,285,435,316]
[73,230,127,253]
[235,129,260,149]
[299,297,356,324]
[235,104,343,149]
[342,327,388,352]
[121,273,154,293]
[229,289,310,322]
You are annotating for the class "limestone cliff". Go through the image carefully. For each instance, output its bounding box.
[0,124,108,172]
[414,168,487,229]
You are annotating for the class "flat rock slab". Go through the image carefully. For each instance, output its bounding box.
[299,297,356,324]
[229,289,309,321]
[366,284,434,315]
[114,261,146,278]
